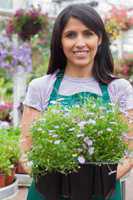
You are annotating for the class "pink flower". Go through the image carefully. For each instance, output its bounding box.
[6,20,14,35]
[14,9,24,17]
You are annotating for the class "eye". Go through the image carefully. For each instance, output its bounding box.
[65,31,77,39]
[83,30,94,37]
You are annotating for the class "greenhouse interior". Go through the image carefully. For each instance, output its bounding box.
[0,0,133,200]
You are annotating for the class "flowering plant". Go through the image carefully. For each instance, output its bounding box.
[6,7,48,41]
[0,102,12,121]
[28,98,128,177]
[0,35,32,73]
[0,127,20,175]
[105,18,121,41]
[105,6,133,41]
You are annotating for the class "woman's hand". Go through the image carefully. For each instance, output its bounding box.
[117,109,133,179]
[19,153,32,174]
[117,157,133,180]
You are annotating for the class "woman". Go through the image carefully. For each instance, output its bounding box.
[20,4,133,200]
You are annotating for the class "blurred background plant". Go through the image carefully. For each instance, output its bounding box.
[6,6,49,41]
[105,5,133,41]
[0,35,32,74]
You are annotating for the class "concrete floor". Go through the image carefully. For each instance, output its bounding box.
[11,171,133,200]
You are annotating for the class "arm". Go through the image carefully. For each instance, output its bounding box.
[117,109,133,179]
[19,106,41,173]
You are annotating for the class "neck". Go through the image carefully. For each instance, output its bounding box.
[64,65,93,78]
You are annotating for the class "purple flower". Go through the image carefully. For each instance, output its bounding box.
[83,137,93,147]
[78,155,85,164]
[88,147,94,155]
[0,35,32,73]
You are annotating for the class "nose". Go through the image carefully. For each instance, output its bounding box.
[75,35,86,49]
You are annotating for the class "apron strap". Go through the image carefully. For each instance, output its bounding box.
[49,71,64,102]
[99,83,110,103]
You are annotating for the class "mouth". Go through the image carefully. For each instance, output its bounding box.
[73,50,89,57]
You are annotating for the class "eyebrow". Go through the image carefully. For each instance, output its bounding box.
[63,29,92,35]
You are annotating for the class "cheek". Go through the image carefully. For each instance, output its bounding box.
[62,42,73,56]
[62,38,73,50]
[89,42,99,55]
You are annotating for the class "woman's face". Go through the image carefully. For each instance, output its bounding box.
[61,17,101,70]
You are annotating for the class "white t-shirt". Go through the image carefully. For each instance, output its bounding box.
[24,73,133,113]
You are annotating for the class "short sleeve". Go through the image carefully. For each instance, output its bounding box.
[23,80,43,111]
[108,79,133,112]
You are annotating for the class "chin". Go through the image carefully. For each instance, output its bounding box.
[74,62,92,68]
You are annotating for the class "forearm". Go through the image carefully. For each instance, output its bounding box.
[20,106,41,153]
[117,110,133,179]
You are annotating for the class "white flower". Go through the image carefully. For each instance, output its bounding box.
[74,105,80,108]
[86,112,94,116]
[50,100,57,105]
[37,128,43,131]
[54,125,59,129]
[64,112,70,117]
[52,134,58,138]
[77,133,84,138]
[78,155,85,164]
[78,121,87,129]
[92,103,96,108]
[106,128,112,132]
[109,121,117,125]
[52,110,60,114]
[84,137,93,146]
[54,140,61,144]
[87,119,96,125]
[99,116,104,119]
[68,128,75,131]
[97,130,103,135]
[88,147,94,155]
[48,130,55,133]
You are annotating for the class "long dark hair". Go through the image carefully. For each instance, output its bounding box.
[47,4,116,84]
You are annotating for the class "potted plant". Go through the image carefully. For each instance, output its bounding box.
[6,7,49,41]
[0,127,20,187]
[28,98,128,199]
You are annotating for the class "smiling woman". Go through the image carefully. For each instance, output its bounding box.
[61,17,101,77]
[20,3,133,200]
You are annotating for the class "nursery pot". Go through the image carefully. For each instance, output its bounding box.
[5,167,16,186]
[35,163,118,200]
[0,174,6,188]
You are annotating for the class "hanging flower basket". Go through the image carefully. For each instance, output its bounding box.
[6,7,49,41]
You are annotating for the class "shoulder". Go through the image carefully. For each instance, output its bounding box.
[108,78,133,91]
[23,72,57,111]
[29,73,57,91]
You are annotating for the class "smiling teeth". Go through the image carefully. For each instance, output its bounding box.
[74,51,88,53]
